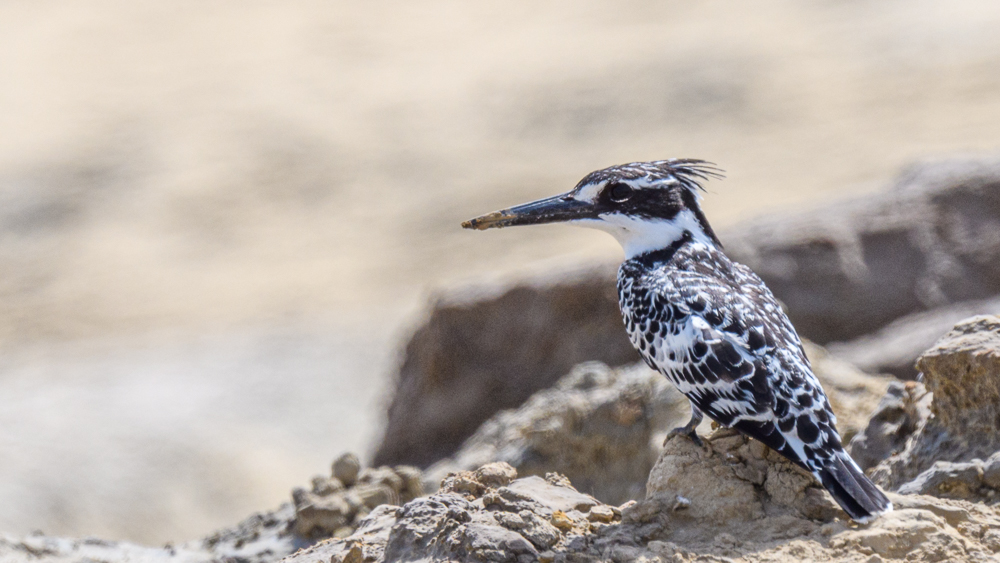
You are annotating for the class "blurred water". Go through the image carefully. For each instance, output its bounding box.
[0,319,399,543]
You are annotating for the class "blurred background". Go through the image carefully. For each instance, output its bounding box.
[1,0,999,545]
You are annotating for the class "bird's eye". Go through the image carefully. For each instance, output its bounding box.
[608,183,633,202]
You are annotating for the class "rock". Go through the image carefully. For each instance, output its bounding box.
[391,466,425,502]
[983,451,1000,489]
[726,157,1000,344]
[293,488,352,537]
[286,465,621,563]
[474,462,518,489]
[426,350,888,507]
[896,461,984,499]
[828,295,1000,379]
[916,315,1000,441]
[644,429,843,525]
[423,362,690,506]
[372,265,638,469]
[504,475,599,513]
[292,453,426,540]
[437,462,519,498]
[862,315,1000,493]
[311,475,345,496]
[285,449,1000,563]
[196,503,308,563]
[848,381,933,471]
[332,453,361,487]
[376,158,1000,469]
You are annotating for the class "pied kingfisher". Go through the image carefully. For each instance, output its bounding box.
[462,160,891,523]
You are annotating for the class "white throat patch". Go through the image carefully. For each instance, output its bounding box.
[573,208,717,259]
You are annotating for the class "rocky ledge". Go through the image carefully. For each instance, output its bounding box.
[289,436,1000,563]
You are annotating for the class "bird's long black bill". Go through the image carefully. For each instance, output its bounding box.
[461,193,592,230]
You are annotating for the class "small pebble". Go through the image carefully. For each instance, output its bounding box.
[587,505,615,523]
[551,510,574,531]
[333,453,362,487]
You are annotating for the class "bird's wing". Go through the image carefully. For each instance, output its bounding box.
[637,263,843,472]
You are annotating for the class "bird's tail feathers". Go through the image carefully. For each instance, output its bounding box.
[815,451,892,523]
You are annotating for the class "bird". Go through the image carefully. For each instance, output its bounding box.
[461,159,892,523]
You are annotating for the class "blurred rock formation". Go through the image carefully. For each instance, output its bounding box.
[373,266,636,468]
[828,295,1000,379]
[726,157,1000,343]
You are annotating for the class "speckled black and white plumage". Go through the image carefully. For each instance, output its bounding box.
[605,167,891,523]
[464,159,892,522]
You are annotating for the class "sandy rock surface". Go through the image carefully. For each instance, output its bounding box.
[288,437,1000,563]
[917,315,1000,444]
[422,362,688,506]
[865,316,1000,493]
[293,454,424,540]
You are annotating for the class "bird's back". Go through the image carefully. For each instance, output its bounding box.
[617,239,891,521]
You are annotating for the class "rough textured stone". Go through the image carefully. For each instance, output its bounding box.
[917,315,1000,441]
[375,158,1000,470]
[897,460,985,499]
[293,455,423,540]
[286,445,1000,563]
[863,315,1000,493]
[644,430,844,526]
[423,362,688,506]
[983,451,1000,490]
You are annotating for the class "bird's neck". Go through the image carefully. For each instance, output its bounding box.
[612,209,720,260]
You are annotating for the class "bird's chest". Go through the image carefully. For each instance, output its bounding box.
[617,278,701,390]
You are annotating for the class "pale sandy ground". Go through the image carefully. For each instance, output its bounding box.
[0,0,999,545]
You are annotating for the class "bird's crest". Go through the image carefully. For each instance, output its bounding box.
[575,159,725,194]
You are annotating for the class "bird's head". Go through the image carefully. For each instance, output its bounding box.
[462,159,724,259]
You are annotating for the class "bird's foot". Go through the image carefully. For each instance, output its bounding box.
[665,426,704,447]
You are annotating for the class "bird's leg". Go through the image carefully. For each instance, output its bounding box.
[665,403,704,447]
